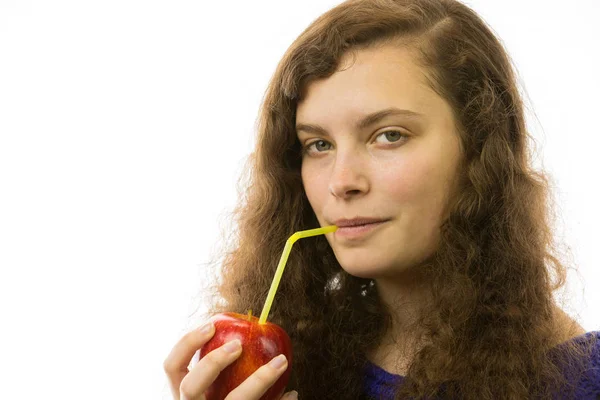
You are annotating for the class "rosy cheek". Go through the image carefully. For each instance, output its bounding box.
[378,155,445,210]
[302,169,325,208]
[377,157,423,196]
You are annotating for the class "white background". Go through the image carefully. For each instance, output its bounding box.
[0,1,598,398]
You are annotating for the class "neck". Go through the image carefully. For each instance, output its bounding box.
[366,269,433,373]
[376,266,432,330]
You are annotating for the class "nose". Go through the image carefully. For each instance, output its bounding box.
[328,151,369,199]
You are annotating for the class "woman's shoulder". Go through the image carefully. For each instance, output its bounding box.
[552,330,600,398]
[362,330,600,399]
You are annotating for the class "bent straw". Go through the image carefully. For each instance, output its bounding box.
[258,225,338,324]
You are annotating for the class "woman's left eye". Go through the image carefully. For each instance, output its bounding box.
[374,130,407,144]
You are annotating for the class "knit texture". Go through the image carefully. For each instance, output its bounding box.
[363,331,600,399]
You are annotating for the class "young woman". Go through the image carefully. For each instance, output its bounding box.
[164,0,599,398]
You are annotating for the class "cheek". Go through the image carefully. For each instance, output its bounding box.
[301,165,327,210]
[379,157,452,259]
[377,154,451,215]
[376,156,430,198]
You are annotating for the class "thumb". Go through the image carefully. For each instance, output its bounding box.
[281,390,298,399]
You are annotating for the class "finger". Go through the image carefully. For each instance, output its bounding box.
[281,391,299,400]
[163,322,216,400]
[224,354,289,400]
[180,339,244,399]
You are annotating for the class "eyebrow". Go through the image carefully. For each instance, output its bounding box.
[295,107,423,136]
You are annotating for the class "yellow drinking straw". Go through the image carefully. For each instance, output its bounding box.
[258,225,338,324]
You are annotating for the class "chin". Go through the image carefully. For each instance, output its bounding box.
[337,257,388,279]
[345,269,377,279]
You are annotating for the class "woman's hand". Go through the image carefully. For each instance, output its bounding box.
[163,321,298,400]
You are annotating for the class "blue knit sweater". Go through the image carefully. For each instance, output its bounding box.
[363,331,600,399]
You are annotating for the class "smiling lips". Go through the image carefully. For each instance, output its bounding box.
[332,217,389,239]
[333,217,388,227]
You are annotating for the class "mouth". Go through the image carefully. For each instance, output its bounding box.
[334,220,389,240]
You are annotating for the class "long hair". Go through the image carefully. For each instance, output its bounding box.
[197,0,595,398]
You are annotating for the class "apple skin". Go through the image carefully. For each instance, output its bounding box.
[199,312,293,400]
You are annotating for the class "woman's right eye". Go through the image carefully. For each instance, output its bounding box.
[303,140,331,155]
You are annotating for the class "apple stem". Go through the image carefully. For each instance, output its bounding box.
[258,226,338,325]
[247,309,252,321]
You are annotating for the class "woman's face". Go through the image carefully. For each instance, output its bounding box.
[296,45,463,279]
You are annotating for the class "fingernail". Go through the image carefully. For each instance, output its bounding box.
[287,391,298,399]
[199,321,214,335]
[223,339,242,353]
[269,354,287,369]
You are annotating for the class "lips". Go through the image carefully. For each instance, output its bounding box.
[333,217,388,227]
[332,218,389,240]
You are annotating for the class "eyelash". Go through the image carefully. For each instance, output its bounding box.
[301,130,408,155]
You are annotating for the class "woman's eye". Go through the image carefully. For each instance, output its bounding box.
[375,130,407,144]
[304,140,331,154]
[302,130,406,155]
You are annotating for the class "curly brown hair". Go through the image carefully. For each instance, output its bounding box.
[194,0,596,398]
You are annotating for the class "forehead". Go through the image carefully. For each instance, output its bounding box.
[296,45,440,123]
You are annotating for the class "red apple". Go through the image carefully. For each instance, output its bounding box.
[199,311,293,400]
